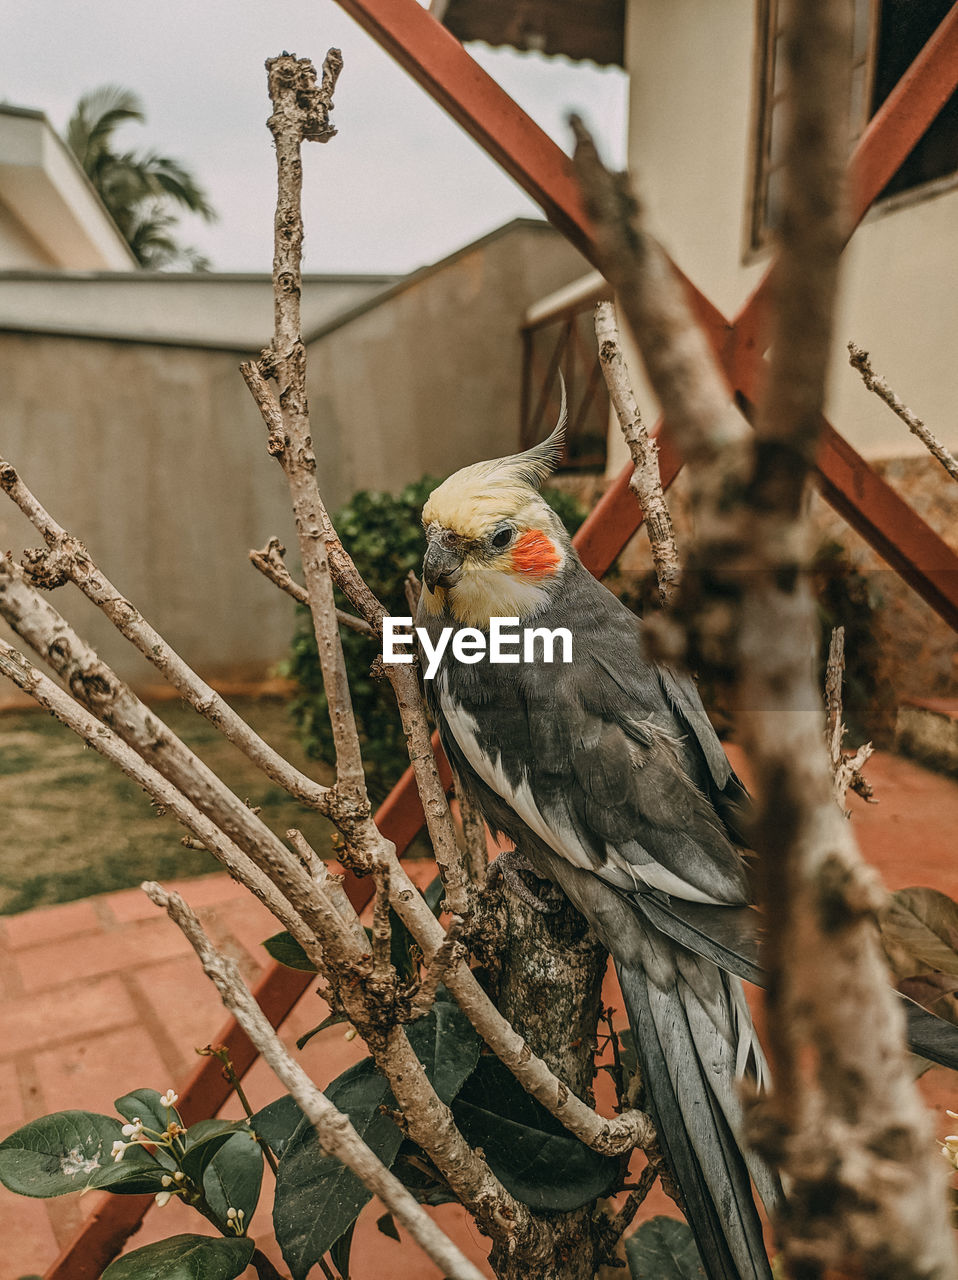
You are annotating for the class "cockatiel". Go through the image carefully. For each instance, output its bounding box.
[414,396,958,1280]
[416,398,777,1279]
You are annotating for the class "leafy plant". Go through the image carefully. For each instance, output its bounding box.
[286,478,585,797]
[625,1216,705,1279]
[0,1087,262,1280]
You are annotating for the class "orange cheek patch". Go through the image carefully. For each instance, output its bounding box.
[509,530,561,579]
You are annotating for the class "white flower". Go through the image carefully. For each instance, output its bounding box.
[155,1190,173,1207]
[173,1171,186,1183]
[159,1090,179,1108]
[120,1119,143,1138]
[111,1140,127,1163]
[226,1207,237,1220]
[161,1175,173,1187]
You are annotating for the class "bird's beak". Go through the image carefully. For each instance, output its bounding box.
[423,543,464,592]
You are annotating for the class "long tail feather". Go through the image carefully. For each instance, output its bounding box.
[618,932,776,1280]
[630,889,958,1071]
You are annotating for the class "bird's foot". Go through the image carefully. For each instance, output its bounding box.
[486,849,560,914]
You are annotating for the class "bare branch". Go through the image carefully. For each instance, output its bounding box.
[849,342,958,483]
[143,882,488,1280]
[250,537,375,636]
[571,118,749,671]
[404,569,422,615]
[370,859,393,982]
[385,661,474,917]
[410,921,465,1019]
[383,849,653,1158]
[824,626,875,815]
[0,635,320,947]
[594,299,680,605]
[602,1160,660,1250]
[0,459,332,814]
[458,790,491,885]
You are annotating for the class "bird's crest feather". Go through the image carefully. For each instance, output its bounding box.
[423,378,567,534]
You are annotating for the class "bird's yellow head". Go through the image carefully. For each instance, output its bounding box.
[420,389,569,627]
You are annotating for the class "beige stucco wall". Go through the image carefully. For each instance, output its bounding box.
[625,0,958,458]
[0,221,588,684]
[306,222,588,503]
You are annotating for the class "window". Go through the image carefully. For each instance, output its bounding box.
[749,0,958,251]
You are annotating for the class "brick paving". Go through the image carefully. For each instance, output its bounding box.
[2,750,958,1278]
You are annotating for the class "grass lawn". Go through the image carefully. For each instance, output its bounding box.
[0,697,339,915]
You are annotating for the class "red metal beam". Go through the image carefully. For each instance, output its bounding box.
[334,0,593,259]
[338,0,958,632]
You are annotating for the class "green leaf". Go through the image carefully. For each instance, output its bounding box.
[263,931,318,972]
[272,1000,479,1279]
[297,1011,349,1050]
[881,888,958,1026]
[423,875,445,917]
[330,1218,357,1278]
[625,1216,705,1280]
[377,1212,400,1241]
[115,1088,183,1136]
[452,1057,619,1210]
[404,995,480,1104]
[881,888,958,978]
[180,1120,251,1184]
[272,1061,401,1280]
[114,1089,181,1170]
[101,1233,255,1280]
[0,1110,157,1199]
[202,1129,263,1227]
[250,1095,306,1162]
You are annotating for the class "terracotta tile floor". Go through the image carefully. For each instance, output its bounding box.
[2,750,958,1279]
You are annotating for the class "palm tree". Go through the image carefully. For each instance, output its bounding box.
[66,85,216,270]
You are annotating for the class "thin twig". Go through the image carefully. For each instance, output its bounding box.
[604,1160,660,1247]
[370,859,393,982]
[849,342,958,483]
[824,625,875,815]
[410,921,465,1018]
[0,555,327,901]
[594,300,680,605]
[143,882,488,1280]
[0,460,332,814]
[245,52,366,799]
[250,537,376,636]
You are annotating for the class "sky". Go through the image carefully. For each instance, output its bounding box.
[1,0,628,275]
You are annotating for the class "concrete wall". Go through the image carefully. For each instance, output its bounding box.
[0,221,588,685]
[306,221,588,504]
[625,0,958,458]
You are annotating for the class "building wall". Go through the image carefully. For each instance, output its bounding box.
[621,0,958,711]
[306,222,588,504]
[0,222,588,685]
[0,273,399,350]
[625,0,958,458]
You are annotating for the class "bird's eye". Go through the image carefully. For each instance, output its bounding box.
[491,526,514,549]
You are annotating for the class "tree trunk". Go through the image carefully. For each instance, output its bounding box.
[488,881,610,1280]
